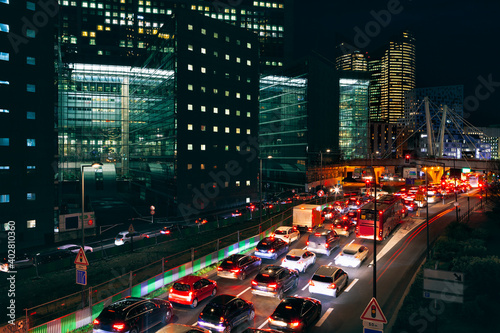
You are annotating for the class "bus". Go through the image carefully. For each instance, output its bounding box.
[355,195,407,241]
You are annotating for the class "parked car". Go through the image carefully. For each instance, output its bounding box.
[251,265,299,299]
[306,228,340,256]
[217,254,262,280]
[308,265,348,298]
[334,243,369,268]
[197,295,255,333]
[280,249,316,273]
[155,324,210,333]
[168,276,217,308]
[254,237,289,260]
[267,297,322,332]
[114,231,149,246]
[57,244,93,253]
[271,226,300,244]
[92,297,173,333]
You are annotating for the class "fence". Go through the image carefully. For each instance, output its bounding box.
[22,209,295,333]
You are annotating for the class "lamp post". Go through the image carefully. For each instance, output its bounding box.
[81,163,103,249]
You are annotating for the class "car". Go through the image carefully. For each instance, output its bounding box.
[334,243,369,268]
[308,265,348,298]
[329,216,355,237]
[345,209,359,225]
[251,265,299,299]
[160,226,174,235]
[346,197,364,210]
[114,231,149,246]
[321,206,337,221]
[271,226,300,244]
[155,323,210,333]
[296,193,314,201]
[0,254,34,272]
[57,244,93,253]
[331,201,349,214]
[168,276,217,308]
[197,294,255,333]
[242,329,283,333]
[92,297,173,333]
[306,228,340,256]
[254,237,289,260]
[403,199,417,212]
[267,296,322,332]
[217,254,262,280]
[280,249,316,273]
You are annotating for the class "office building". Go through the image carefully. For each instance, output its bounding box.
[58,0,288,68]
[58,9,260,219]
[335,45,368,72]
[0,0,56,249]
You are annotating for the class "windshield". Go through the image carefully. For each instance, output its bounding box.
[272,299,303,320]
[200,305,224,321]
[255,273,277,283]
[172,283,191,292]
[285,255,301,261]
[274,229,286,235]
[312,275,333,283]
[220,260,238,269]
[343,249,357,255]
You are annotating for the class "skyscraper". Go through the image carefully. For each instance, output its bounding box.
[335,45,368,72]
[0,0,56,249]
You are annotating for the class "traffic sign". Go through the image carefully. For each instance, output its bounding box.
[76,264,87,271]
[363,320,384,330]
[74,248,89,266]
[423,269,464,303]
[363,328,383,333]
[76,269,87,285]
[128,224,135,233]
[317,190,324,197]
[360,298,387,323]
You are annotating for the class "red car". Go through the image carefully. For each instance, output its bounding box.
[168,276,217,308]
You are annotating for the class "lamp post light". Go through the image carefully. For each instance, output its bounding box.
[81,163,103,249]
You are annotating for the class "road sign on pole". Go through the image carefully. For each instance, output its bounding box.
[74,248,89,266]
[363,328,383,333]
[128,224,135,233]
[423,269,464,303]
[76,269,87,285]
[360,298,387,323]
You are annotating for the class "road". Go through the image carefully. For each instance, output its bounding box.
[158,190,482,332]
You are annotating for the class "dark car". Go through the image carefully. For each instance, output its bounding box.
[197,294,255,333]
[268,297,322,332]
[217,254,262,280]
[254,237,289,260]
[346,209,359,225]
[330,216,355,237]
[0,254,34,272]
[251,265,299,299]
[306,228,340,256]
[92,297,173,333]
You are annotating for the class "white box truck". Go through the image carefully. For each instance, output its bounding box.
[293,204,323,232]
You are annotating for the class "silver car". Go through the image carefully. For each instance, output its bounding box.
[334,243,369,268]
[308,265,348,298]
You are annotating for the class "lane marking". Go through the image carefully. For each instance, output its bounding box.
[315,307,334,327]
[348,239,355,245]
[258,319,269,329]
[303,246,307,250]
[192,321,198,326]
[237,286,251,297]
[302,283,309,291]
[327,262,332,266]
[344,278,358,292]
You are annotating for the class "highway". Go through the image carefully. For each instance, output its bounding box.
[157,190,482,332]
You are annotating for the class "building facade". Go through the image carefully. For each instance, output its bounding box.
[335,46,368,72]
[0,0,56,250]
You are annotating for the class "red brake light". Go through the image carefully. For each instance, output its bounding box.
[112,324,125,331]
[306,241,309,245]
[314,233,321,236]
[308,227,312,232]
[219,317,225,323]
[291,321,300,328]
[230,268,240,273]
[93,319,100,325]
[269,248,275,253]
[268,283,277,289]
[217,267,223,271]
[251,280,258,286]
[308,280,314,286]
[327,283,337,289]
[145,235,150,238]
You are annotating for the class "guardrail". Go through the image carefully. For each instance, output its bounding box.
[21,210,295,333]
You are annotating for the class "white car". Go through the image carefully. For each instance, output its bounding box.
[281,249,316,273]
[334,243,369,268]
[114,231,149,246]
[57,244,93,253]
[272,226,300,244]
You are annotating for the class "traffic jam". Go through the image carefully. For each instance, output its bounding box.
[92,177,480,333]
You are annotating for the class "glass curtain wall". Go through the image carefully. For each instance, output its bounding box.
[339,78,369,159]
[259,74,308,191]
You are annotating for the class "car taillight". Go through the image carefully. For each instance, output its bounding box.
[112,324,125,331]
[269,249,275,253]
[327,283,336,289]
[308,227,312,232]
[230,268,240,273]
[217,267,223,271]
[251,280,258,286]
[291,321,301,328]
[188,291,193,300]
[306,241,309,245]
[145,235,150,238]
[282,258,286,262]
[169,288,173,293]
[325,243,329,248]
[93,319,100,325]
[308,280,314,286]
[219,317,225,323]
[268,283,277,289]
[344,226,348,230]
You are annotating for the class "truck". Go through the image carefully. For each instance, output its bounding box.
[293,204,323,232]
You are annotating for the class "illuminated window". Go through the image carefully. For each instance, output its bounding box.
[213,126,218,132]
[225,127,230,133]
[247,94,251,100]
[236,92,241,99]
[188,84,193,91]
[82,31,88,37]
[27,1,35,10]
[201,164,205,170]
[201,28,206,35]
[97,25,103,30]
[225,145,229,151]
[201,106,206,112]
[187,124,193,130]
[236,57,241,63]
[246,180,250,186]
[27,139,36,146]
[187,164,192,170]
[247,112,251,117]
[214,32,218,38]
[236,128,240,134]
[246,129,251,134]
[201,144,206,151]
[247,42,252,49]
[225,109,230,115]
[0,52,8,61]
[246,60,252,66]
[236,181,240,187]
[188,44,193,51]
[27,111,35,119]
[187,144,193,150]
[188,104,193,110]
[236,110,241,116]
[225,91,229,97]
[213,107,218,113]
[225,54,230,60]
[188,64,193,71]
[26,84,35,92]
[201,125,206,131]
[27,193,36,200]
[201,67,206,73]
[201,47,206,54]
[27,220,36,228]
[188,24,193,30]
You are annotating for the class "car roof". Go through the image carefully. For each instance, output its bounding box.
[207,294,238,306]
[174,275,203,284]
[313,265,338,277]
[105,297,148,311]
[276,226,292,231]
[224,254,246,262]
[154,324,210,333]
[286,249,306,256]
[342,243,364,252]
[259,265,283,275]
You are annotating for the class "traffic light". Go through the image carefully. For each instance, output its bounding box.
[405,154,410,164]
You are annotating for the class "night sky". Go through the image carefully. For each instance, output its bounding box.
[291,0,500,127]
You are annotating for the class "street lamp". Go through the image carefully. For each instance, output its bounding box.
[81,162,103,249]
[259,155,272,224]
